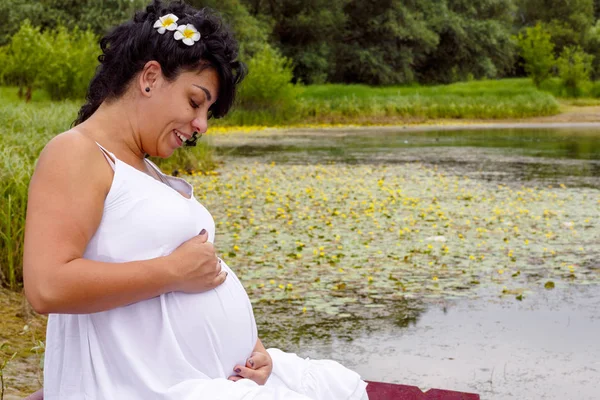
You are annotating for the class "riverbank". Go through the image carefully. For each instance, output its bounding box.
[207,104,600,135]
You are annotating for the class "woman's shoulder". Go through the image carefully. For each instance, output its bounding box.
[42,130,100,156]
[34,130,113,196]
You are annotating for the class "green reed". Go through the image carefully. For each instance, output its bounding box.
[293,78,561,122]
[214,78,562,126]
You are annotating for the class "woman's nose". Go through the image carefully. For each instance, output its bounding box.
[191,115,208,135]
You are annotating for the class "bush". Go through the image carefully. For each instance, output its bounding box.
[37,26,98,100]
[538,77,564,97]
[589,81,600,98]
[556,46,594,97]
[585,20,600,80]
[0,23,98,101]
[0,21,47,101]
[516,23,555,87]
[237,46,298,115]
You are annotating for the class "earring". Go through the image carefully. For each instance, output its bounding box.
[185,131,200,147]
[145,87,151,92]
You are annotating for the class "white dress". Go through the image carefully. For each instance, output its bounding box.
[42,143,368,400]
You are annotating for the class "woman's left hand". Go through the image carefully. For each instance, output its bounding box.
[228,350,273,385]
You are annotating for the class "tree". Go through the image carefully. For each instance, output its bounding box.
[516,23,555,86]
[416,0,517,84]
[189,0,271,59]
[332,0,439,85]
[242,0,347,84]
[515,0,594,51]
[556,46,594,97]
[0,0,147,46]
[586,20,600,79]
[0,21,48,101]
[0,0,45,46]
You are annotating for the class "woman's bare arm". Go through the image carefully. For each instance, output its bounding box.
[23,132,190,314]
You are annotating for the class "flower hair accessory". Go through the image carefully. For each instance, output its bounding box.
[153,14,201,46]
[174,24,201,46]
[153,14,178,34]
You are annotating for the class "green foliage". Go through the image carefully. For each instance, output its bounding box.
[249,0,517,85]
[0,0,146,46]
[1,0,599,87]
[516,24,556,87]
[515,0,595,51]
[585,20,600,79]
[0,22,98,101]
[37,26,98,100]
[590,81,600,98]
[243,0,347,84]
[293,79,559,122]
[188,0,271,59]
[415,0,518,84]
[556,46,594,97]
[237,46,297,113]
[333,0,438,85]
[538,77,564,96]
[0,21,46,101]
[0,0,45,46]
[213,78,560,126]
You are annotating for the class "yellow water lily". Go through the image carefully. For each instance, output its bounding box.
[174,23,201,46]
[153,14,178,34]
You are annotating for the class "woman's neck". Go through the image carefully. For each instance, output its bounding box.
[80,97,147,166]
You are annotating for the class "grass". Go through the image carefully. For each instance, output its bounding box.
[295,78,561,120]
[218,78,563,126]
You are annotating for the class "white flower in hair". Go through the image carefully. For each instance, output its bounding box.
[153,14,179,34]
[174,24,201,46]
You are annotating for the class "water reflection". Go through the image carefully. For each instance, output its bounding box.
[286,284,600,400]
[256,295,425,348]
[212,128,600,188]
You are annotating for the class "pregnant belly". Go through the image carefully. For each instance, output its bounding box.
[165,261,258,379]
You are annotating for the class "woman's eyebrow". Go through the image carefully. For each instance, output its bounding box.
[193,84,212,101]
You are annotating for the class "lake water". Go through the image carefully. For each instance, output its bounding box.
[213,127,600,189]
[207,127,600,400]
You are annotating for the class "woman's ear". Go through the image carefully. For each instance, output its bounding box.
[139,61,163,95]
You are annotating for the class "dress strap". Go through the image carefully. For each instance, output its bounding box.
[144,157,164,177]
[95,141,116,171]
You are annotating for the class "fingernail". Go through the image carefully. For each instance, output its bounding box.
[248,359,254,367]
[234,367,241,373]
[199,229,206,235]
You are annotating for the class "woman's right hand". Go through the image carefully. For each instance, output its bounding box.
[166,229,227,293]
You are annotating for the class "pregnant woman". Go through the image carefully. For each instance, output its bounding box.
[22,1,367,399]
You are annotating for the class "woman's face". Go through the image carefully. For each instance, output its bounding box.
[141,67,219,158]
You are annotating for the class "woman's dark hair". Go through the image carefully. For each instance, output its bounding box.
[73,0,246,129]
